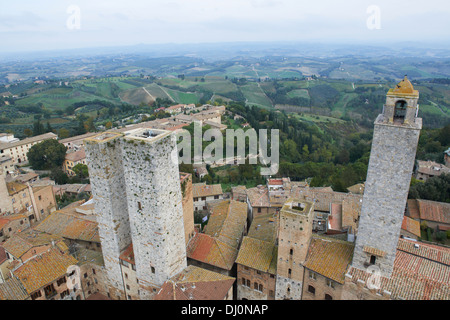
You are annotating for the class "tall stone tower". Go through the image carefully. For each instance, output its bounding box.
[120,128,187,299]
[84,129,187,300]
[84,132,132,300]
[276,198,314,300]
[352,76,422,277]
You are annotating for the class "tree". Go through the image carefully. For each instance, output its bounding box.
[32,119,45,136]
[58,128,70,139]
[23,128,33,137]
[73,163,89,179]
[27,139,67,170]
[50,167,69,185]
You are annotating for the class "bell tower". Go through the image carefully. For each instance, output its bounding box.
[351,76,422,277]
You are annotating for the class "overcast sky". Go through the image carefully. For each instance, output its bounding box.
[1,0,450,53]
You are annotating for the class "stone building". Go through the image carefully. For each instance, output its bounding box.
[351,76,422,278]
[1,172,57,224]
[343,238,450,300]
[302,236,354,301]
[84,129,187,300]
[12,246,81,300]
[0,215,30,243]
[0,132,57,166]
[235,212,278,300]
[275,199,314,300]
[192,183,223,212]
[63,148,87,177]
[415,160,450,181]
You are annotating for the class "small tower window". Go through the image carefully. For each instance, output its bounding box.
[370,255,377,265]
[394,100,407,122]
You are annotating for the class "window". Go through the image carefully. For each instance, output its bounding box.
[370,255,376,265]
[84,273,88,278]
[394,100,407,122]
[60,289,70,299]
[56,276,67,286]
[309,271,317,280]
[31,290,42,300]
[289,248,293,255]
[92,269,96,275]
[326,279,335,289]
[257,208,262,213]
[38,195,42,201]
[269,290,274,297]
[125,273,128,279]
[214,195,219,199]
[126,285,130,290]
[254,283,263,292]
[138,202,142,210]
[308,285,316,295]
[151,266,155,274]
[288,269,292,278]
[325,294,333,300]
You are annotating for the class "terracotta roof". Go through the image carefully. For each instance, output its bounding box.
[65,148,86,162]
[186,233,237,271]
[6,181,28,195]
[119,243,135,265]
[235,237,277,274]
[347,183,365,195]
[34,211,100,243]
[407,199,420,220]
[0,277,29,300]
[268,179,283,185]
[346,239,450,300]
[192,183,223,198]
[203,200,247,249]
[246,186,270,208]
[13,247,78,294]
[2,230,65,259]
[329,203,343,230]
[247,213,278,244]
[303,236,354,284]
[59,132,98,144]
[416,160,450,176]
[416,200,450,224]
[401,216,421,237]
[154,265,235,300]
[86,292,111,300]
[363,246,387,257]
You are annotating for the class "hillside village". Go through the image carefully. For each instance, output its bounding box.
[0,77,449,301]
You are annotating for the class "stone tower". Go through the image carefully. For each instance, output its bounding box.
[351,76,422,277]
[84,132,132,300]
[84,129,187,300]
[275,198,314,300]
[120,128,187,299]
[0,167,14,215]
